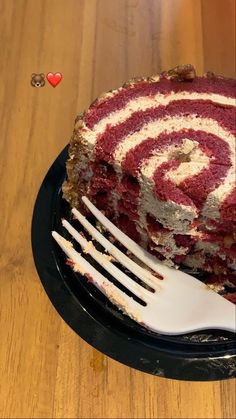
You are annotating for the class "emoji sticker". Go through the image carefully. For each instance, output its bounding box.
[46,72,62,88]
[31,73,45,87]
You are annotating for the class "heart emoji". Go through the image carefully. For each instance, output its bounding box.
[46,72,62,87]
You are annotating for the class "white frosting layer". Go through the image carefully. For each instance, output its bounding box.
[113,116,235,164]
[168,161,209,185]
[167,142,210,185]
[92,91,236,134]
[202,165,235,218]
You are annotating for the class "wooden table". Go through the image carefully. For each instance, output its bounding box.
[0,0,235,417]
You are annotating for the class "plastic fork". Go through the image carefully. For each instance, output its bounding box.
[52,196,236,335]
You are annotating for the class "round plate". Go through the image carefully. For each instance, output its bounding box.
[31,146,236,381]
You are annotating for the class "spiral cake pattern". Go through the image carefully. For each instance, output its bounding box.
[63,65,236,301]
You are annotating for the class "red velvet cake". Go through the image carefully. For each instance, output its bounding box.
[63,65,236,298]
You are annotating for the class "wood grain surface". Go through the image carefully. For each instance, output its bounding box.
[0,0,235,418]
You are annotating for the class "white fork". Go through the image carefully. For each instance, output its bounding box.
[52,196,236,335]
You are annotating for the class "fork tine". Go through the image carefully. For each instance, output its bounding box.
[72,207,162,291]
[62,219,150,301]
[52,231,142,321]
[82,196,172,276]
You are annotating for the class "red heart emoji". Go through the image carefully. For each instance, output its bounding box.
[46,72,62,87]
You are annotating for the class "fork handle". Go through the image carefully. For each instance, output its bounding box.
[202,296,236,333]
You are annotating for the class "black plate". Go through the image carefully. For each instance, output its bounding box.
[31,146,236,381]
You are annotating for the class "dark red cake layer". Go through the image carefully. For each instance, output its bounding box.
[179,163,229,209]
[224,293,236,303]
[85,76,236,129]
[146,214,171,234]
[122,129,231,176]
[92,190,110,210]
[153,160,194,207]
[205,274,236,303]
[220,187,236,221]
[94,100,236,163]
[206,273,236,287]
[117,175,140,197]
[197,218,236,234]
[117,199,139,220]
[117,214,140,242]
[174,234,196,249]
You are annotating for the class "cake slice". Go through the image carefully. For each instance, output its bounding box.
[63,65,236,288]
